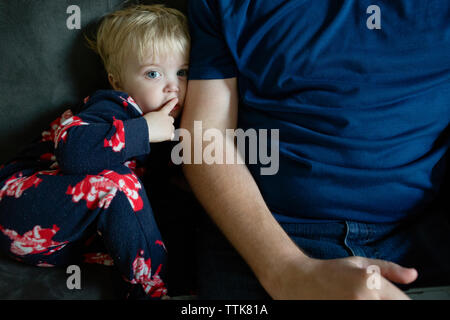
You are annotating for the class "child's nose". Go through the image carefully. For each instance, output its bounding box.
[164,79,179,92]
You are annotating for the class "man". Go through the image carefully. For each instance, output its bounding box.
[181,0,450,299]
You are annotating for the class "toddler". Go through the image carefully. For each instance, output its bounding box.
[0,4,190,299]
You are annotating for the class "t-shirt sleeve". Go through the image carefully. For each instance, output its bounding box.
[188,0,238,80]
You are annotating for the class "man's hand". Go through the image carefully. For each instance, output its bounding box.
[143,98,177,142]
[269,255,418,300]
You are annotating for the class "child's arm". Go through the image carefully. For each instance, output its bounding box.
[54,93,177,174]
[53,100,149,174]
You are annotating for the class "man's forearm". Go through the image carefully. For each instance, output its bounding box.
[180,79,308,293]
[184,160,301,285]
[182,151,306,291]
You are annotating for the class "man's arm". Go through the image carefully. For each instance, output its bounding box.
[180,78,418,299]
[180,78,304,290]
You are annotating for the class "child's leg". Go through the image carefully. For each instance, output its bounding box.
[95,186,168,299]
[0,166,168,299]
[71,166,168,299]
[0,168,100,266]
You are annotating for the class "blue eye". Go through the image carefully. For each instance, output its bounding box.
[146,71,161,79]
[177,69,189,77]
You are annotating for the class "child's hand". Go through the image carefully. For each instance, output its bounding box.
[143,98,177,142]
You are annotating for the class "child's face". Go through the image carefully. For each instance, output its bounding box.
[114,51,188,118]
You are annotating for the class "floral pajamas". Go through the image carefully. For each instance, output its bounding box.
[0,90,167,299]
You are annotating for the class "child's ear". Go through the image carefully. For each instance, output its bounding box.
[108,73,122,91]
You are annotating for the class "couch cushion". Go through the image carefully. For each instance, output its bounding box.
[0,250,118,299]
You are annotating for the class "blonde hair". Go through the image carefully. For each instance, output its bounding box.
[86,4,190,85]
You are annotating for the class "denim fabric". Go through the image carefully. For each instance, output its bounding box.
[196,208,450,299]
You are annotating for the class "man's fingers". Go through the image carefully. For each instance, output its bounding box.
[364,258,418,285]
[357,258,414,300]
[378,261,417,285]
[379,278,412,300]
[161,98,178,114]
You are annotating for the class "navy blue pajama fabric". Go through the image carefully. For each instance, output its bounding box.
[0,90,168,299]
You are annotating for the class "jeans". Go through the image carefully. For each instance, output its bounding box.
[195,207,450,299]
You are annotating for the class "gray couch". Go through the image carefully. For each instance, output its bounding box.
[0,0,191,300]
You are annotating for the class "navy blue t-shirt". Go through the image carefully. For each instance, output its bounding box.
[187,0,450,223]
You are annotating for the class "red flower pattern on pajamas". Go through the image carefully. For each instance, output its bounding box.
[66,174,118,210]
[39,153,55,162]
[0,170,59,202]
[119,96,129,108]
[155,240,167,251]
[0,224,68,256]
[128,249,167,298]
[84,252,114,266]
[36,262,55,267]
[101,170,143,211]
[124,160,146,177]
[103,117,125,152]
[66,170,143,211]
[119,96,136,108]
[41,109,88,148]
[119,96,143,115]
